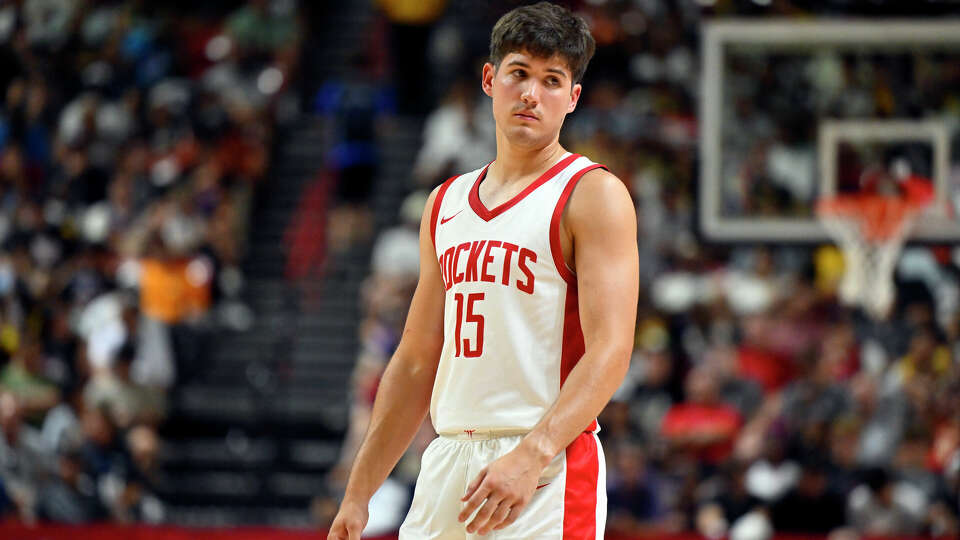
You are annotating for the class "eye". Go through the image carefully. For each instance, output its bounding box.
[546,77,560,87]
[511,69,527,79]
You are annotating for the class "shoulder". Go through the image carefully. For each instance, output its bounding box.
[565,167,635,230]
[572,167,627,197]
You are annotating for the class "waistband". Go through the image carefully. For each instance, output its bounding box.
[438,428,530,441]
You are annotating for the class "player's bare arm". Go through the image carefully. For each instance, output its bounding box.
[328,187,447,540]
[459,168,639,534]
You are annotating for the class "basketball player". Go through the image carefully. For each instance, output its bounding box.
[328,3,638,538]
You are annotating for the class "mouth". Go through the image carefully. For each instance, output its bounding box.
[513,111,539,121]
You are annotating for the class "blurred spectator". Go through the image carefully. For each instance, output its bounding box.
[377,0,448,114]
[313,49,392,255]
[370,191,425,281]
[0,338,60,418]
[769,458,847,534]
[40,384,82,461]
[78,406,134,522]
[119,425,165,524]
[661,366,742,467]
[695,461,762,540]
[779,329,854,441]
[0,391,49,522]
[37,439,107,524]
[412,79,495,187]
[847,466,928,536]
[744,436,800,503]
[606,441,676,534]
[226,0,299,63]
[22,0,77,51]
[736,314,795,394]
[83,342,164,430]
[850,372,910,467]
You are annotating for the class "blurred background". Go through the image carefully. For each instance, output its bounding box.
[0,0,958,539]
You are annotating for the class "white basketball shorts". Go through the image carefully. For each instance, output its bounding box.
[399,430,606,539]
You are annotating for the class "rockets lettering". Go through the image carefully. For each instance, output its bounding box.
[438,239,537,294]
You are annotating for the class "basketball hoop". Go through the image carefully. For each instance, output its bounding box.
[816,194,930,320]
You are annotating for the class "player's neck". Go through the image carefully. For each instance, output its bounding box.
[489,138,567,186]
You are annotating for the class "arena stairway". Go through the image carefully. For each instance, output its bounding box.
[156,1,395,527]
[158,116,339,526]
[161,113,425,526]
[161,114,424,529]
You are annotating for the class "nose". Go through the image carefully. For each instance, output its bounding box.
[520,81,539,106]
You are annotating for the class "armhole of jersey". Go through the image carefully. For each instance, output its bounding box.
[549,164,607,285]
[430,175,458,252]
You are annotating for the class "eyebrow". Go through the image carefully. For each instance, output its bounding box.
[505,59,569,79]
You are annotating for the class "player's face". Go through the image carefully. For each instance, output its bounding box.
[482,50,582,149]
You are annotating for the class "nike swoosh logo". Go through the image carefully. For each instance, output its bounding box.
[536,483,550,490]
[440,209,463,225]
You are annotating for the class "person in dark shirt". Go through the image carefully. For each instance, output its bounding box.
[37,443,108,524]
[606,441,664,533]
[696,460,763,538]
[771,457,846,534]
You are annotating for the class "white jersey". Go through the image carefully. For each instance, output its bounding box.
[429,153,604,435]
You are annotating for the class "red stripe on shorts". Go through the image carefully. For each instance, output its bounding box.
[563,431,600,539]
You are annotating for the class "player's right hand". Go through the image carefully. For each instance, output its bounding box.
[327,499,368,540]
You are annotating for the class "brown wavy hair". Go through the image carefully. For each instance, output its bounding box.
[489,2,596,84]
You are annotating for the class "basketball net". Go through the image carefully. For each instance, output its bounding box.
[816,186,932,320]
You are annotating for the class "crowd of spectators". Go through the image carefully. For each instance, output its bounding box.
[0,0,297,525]
[723,50,960,218]
[332,1,960,538]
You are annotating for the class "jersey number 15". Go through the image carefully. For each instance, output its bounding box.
[453,292,484,357]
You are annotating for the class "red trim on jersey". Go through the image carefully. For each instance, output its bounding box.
[563,431,600,539]
[549,164,607,284]
[430,175,459,252]
[560,282,599,433]
[560,285,584,387]
[469,154,581,222]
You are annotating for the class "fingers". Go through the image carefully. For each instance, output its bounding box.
[327,525,349,540]
[462,468,487,502]
[479,501,513,535]
[466,495,504,535]
[458,479,491,522]
[493,499,525,531]
[348,516,365,540]
[328,517,362,540]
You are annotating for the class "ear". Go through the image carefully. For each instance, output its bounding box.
[481,63,496,97]
[567,83,582,113]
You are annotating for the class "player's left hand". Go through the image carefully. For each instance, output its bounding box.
[458,444,544,535]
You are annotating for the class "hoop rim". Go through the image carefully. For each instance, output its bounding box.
[816,193,929,242]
